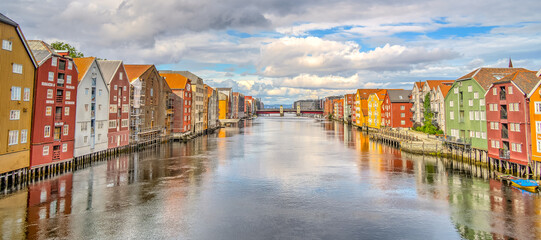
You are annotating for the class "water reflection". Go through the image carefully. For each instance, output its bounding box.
[0,118,540,239]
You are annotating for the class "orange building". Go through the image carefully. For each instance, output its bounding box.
[528,71,541,175]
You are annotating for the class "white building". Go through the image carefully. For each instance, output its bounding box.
[72,57,109,157]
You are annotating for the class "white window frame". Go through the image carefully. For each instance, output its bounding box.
[67,75,72,84]
[509,86,513,94]
[13,64,23,74]
[8,130,18,145]
[63,125,69,135]
[469,99,473,107]
[66,91,71,100]
[469,111,474,120]
[47,89,53,99]
[2,40,12,51]
[10,110,20,120]
[65,107,70,116]
[48,72,54,81]
[450,111,454,120]
[51,57,57,67]
[68,61,73,70]
[23,88,30,101]
[43,146,49,156]
[474,92,479,99]
[450,100,454,107]
[62,143,68,152]
[20,129,27,144]
[493,88,497,95]
[475,111,479,120]
[44,125,51,138]
[46,106,52,116]
[11,86,21,100]
[468,85,472,92]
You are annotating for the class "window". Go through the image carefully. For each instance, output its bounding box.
[99,89,102,96]
[516,123,520,132]
[450,100,454,107]
[150,88,153,97]
[2,40,12,51]
[113,96,117,102]
[85,88,89,95]
[450,111,454,120]
[84,136,88,143]
[470,131,474,138]
[114,85,118,90]
[480,99,485,106]
[400,106,405,110]
[10,110,20,120]
[495,123,499,130]
[20,129,27,144]
[122,119,129,127]
[68,61,73,70]
[401,120,405,125]
[495,141,500,149]
[469,111,474,120]
[45,106,52,116]
[476,131,480,138]
[454,88,459,94]
[475,111,479,120]
[123,86,127,91]
[474,92,479,99]
[65,107,70,116]
[47,89,53,99]
[11,86,21,100]
[66,91,71,100]
[122,105,129,113]
[517,143,522,153]
[67,75,72,84]
[509,103,514,112]
[469,99,473,106]
[491,140,495,148]
[48,72,55,81]
[59,60,66,70]
[468,86,472,92]
[51,57,57,67]
[43,146,49,156]
[482,132,486,139]
[98,121,103,129]
[512,143,516,152]
[8,130,18,145]
[493,88,497,95]
[81,122,87,131]
[510,123,515,132]
[44,126,51,137]
[514,103,519,111]
[123,96,126,102]
[63,125,69,135]
[509,86,513,94]
[119,73,123,80]
[481,111,485,121]
[109,120,117,128]
[401,113,405,117]
[23,88,30,101]
[538,140,541,152]
[62,143,68,152]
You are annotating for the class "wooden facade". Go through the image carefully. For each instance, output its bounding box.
[0,14,37,174]
[28,40,78,167]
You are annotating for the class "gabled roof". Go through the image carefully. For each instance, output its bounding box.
[159,72,189,90]
[27,40,61,66]
[414,82,424,90]
[356,89,382,99]
[124,65,153,83]
[1,13,37,68]
[425,80,454,90]
[73,57,96,82]
[387,90,412,103]
[97,60,122,85]
[458,67,527,91]
[439,85,452,97]
[206,85,215,97]
[492,70,541,97]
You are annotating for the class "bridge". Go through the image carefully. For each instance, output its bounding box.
[256,106,323,116]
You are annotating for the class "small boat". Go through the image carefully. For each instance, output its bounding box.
[509,179,539,193]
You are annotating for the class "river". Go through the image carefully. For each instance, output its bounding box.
[0,116,540,239]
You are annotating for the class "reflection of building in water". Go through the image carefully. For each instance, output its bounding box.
[489,179,540,239]
[447,175,492,239]
[411,155,447,201]
[26,174,73,239]
[0,191,28,239]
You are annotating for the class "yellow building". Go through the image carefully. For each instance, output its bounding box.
[218,92,229,120]
[0,14,37,175]
[367,90,388,129]
[355,89,381,127]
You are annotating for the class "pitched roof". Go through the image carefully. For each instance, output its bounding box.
[97,60,122,84]
[458,67,528,91]
[356,89,382,99]
[414,82,424,89]
[387,90,412,103]
[0,12,17,27]
[27,40,58,65]
[159,72,189,90]
[493,70,539,96]
[124,65,153,83]
[206,85,214,97]
[425,80,454,90]
[439,85,452,97]
[73,57,96,82]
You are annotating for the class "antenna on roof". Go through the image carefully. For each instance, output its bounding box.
[509,58,513,68]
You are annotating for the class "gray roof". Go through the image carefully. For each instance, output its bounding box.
[0,13,18,27]
[27,40,56,66]
[387,90,411,103]
[97,60,122,85]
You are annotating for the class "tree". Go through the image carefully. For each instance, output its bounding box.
[50,41,84,58]
[415,93,443,135]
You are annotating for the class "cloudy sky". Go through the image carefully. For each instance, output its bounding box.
[5,0,541,105]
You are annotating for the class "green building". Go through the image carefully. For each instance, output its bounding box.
[444,67,525,150]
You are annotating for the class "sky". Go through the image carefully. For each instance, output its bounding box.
[4,0,541,105]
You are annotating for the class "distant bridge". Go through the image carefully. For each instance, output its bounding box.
[256,108,323,115]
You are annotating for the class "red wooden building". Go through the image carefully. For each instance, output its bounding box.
[97,60,130,149]
[381,90,413,128]
[159,72,192,133]
[28,40,78,167]
[485,70,538,166]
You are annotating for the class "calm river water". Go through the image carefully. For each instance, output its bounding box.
[1,117,541,239]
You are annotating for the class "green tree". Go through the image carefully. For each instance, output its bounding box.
[50,41,84,58]
[415,93,443,135]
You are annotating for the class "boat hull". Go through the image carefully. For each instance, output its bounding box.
[511,182,538,193]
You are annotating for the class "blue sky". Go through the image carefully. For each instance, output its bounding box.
[4,0,541,105]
